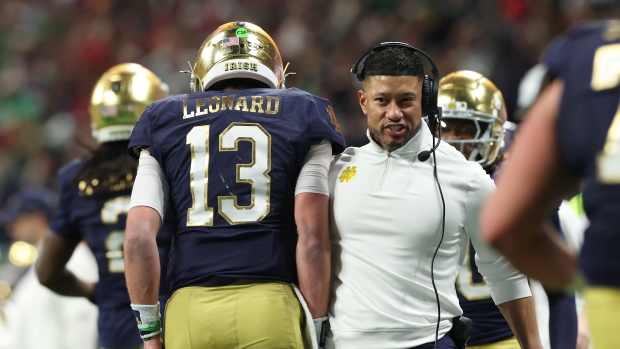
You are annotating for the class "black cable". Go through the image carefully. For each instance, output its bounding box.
[429,123,446,349]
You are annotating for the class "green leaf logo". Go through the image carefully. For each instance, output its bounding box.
[235,27,248,38]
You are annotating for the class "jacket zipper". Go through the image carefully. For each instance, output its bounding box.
[379,153,392,191]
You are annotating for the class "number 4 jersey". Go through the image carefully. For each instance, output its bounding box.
[129,87,345,291]
[544,20,620,287]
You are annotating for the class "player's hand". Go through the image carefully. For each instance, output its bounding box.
[576,313,590,349]
[143,335,162,349]
[576,332,590,349]
[85,281,97,304]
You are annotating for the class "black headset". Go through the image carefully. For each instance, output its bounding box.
[352,42,447,349]
[350,41,442,127]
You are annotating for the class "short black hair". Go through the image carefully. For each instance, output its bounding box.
[361,46,425,80]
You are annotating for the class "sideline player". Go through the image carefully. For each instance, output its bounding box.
[36,63,172,349]
[124,22,345,349]
[482,3,620,348]
[438,70,530,349]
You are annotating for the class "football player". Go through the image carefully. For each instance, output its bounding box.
[123,22,345,349]
[481,1,620,348]
[35,63,172,349]
[517,63,585,349]
[438,70,538,349]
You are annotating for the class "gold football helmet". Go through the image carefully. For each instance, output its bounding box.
[90,63,168,143]
[437,70,507,167]
[191,21,284,91]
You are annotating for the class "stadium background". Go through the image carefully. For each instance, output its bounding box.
[0,0,585,273]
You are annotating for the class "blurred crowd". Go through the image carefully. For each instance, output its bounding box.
[0,0,585,243]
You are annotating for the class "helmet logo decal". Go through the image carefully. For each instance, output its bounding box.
[235,27,249,38]
[222,36,240,48]
[224,61,258,72]
[100,105,118,117]
[439,100,468,111]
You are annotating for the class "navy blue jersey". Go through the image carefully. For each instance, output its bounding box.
[51,160,173,348]
[544,20,620,287]
[456,243,514,345]
[129,88,345,292]
[545,210,578,349]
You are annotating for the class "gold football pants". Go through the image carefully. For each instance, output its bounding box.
[583,287,620,349]
[164,282,304,349]
[467,337,520,349]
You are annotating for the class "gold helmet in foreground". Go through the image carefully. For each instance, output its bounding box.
[437,70,507,167]
[90,63,168,143]
[191,21,284,91]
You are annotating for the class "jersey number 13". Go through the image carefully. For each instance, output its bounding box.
[185,122,271,226]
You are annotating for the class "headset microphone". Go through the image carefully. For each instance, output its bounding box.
[418,109,443,162]
[417,138,441,162]
[417,151,430,162]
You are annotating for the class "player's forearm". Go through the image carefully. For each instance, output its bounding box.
[491,223,577,289]
[498,296,543,349]
[124,208,161,304]
[294,193,331,317]
[37,267,95,299]
[297,235,331,317]
[35,233,94,299]
[125,237,160,304]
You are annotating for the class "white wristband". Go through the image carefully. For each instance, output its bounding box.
[130,303,161,340]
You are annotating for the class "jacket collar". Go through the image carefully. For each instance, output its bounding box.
[365,121,434,158]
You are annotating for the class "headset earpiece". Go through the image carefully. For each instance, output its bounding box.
[422,74,434,117]
[422,74,442,132]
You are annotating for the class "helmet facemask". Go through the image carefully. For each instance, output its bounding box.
[439,108,504,166]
